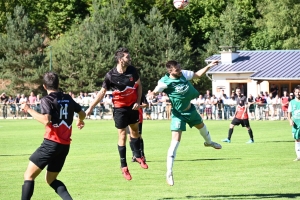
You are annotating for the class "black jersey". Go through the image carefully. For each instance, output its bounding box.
[102,65,140,108]
[41,92,82,144]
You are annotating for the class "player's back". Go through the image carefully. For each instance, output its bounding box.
[41,92,82,144]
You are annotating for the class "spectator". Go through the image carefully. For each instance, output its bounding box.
[228,95,237,118]
[1,92,8,118]
[247,94,255,120]
[281,91,289,120]
[216,97,223,120]
[197,94,205,119]
[7,95,16,118]
[19,94,28,119]
[35,94,41,113]
[204,90,211,99]
[270,84,279,97]
[15,94,21,118]
[161,92,169,119]
[204,95,212,120]
[28,92,37,111]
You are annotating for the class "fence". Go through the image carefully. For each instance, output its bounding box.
[0,103,113,119]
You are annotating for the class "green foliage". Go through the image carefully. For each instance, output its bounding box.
[250,0,300,49]
[0,6,46,95]
[51,1,191,93]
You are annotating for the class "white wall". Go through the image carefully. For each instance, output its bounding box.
[211,73,258,97]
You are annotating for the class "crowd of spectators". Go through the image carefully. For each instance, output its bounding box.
[0,84,296,121]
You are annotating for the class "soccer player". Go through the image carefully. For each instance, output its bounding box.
[126,94,149,162]
[20,72,86,200]
[150,60,222,186]
[85,47,147,181]
[288,86,300,161]
[222,99,254,144]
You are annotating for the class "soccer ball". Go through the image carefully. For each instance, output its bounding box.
[173,0,189,10]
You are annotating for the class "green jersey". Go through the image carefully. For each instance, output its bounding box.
[158,70,199,112]
[288,99,300,139]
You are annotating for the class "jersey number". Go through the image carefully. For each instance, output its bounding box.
[60,104,68,119]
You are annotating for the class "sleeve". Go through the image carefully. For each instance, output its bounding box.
[40,98,52,115]
[154,80,168,93]
[181,70,194,81]
[102,73,111,90]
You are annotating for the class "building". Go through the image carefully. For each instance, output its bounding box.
[205,47,300,98]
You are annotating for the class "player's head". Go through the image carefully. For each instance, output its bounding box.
[166,60,182,78]
[115,47,131,66]
[43,72,59,90]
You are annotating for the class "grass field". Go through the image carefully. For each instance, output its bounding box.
[0,119,299,200]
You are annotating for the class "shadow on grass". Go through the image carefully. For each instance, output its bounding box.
[265,140,294,143]
[158,193,300,199]
[0,154,31,156]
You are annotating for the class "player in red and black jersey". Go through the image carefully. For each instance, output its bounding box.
[222,100,254,143]
[20,72,86,200]
[86,47,147,181]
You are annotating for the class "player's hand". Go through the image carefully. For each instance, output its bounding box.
[289,119,294,126]
[77,120,85,130]
[208,60,220,68]
[85,107,92,116]
[132,103,140,110]
[20,103,29,111]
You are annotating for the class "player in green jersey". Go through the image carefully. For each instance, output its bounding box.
[288,86,300,161]
[150,60,221,186]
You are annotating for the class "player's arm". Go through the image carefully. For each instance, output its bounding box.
[152,81,167,96]
[192,60,219,79]
[76,110,86,130]
[86,87,106,114]
[288,102,293,126]
[133,78,142,110]
[20,104,51,125]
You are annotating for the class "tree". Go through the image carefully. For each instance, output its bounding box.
[250,0,300,49]
[0,6,46,94]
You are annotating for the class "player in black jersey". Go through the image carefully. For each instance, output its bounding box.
[20,72,86,200]
[86,47,147,181]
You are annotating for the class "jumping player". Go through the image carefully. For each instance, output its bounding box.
[222,99,254,143]
[85,47,147,181]
[150,60,222,186]
[20,72,86,200]
[288,86,300,161]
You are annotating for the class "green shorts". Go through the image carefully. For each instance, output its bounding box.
[170,104,203,131]
[292,123,300,140]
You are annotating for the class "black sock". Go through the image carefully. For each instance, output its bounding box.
[50,179,72,200]
[248,129,254,141]
[129,141,134,156]
[140,138,144,157]
[228,128,233,140]
[118,145,127,167]
[21,180,34,200]
[130,137,141,158]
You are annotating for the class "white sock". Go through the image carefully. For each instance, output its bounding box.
[199,124,212,144]
[167,140,180,173]
[295,142,300,158]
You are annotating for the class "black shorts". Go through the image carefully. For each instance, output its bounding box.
[29,139,70,172]
[113,106,139,129]
[231,118,250,127]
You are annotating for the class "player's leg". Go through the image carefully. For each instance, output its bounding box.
[128,108,148,169]
[166,130,182,186]
[293,128,300,161]
[222,122,235,143]
[46,144,72,200]
[21,161,42,200]
[195,122,221,149]
[138,123,145,158]
[113,107,132,180]
[246,126,254,143]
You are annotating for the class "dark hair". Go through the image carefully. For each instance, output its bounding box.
[166,60,180,70]
[114,47,129,62]
[43,72,59,90]
[294,85,300,91]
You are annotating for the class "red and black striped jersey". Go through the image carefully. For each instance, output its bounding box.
[102,65,140,108]
[41,92,82,144]
[235,105,248,119]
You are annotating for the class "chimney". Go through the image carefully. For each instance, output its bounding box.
[219,46,239,64]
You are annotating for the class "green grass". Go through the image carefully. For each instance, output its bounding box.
[0,119,298,200]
